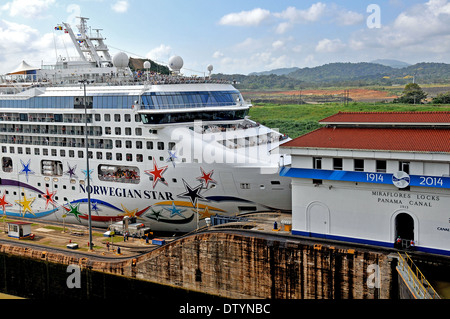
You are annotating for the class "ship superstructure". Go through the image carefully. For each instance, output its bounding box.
[0,17,291,232]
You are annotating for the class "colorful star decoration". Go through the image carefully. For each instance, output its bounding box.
[81,169,94,181]
[148,207,163,221]
[120,204,138,218]
[196,167,217,188]
[177,179,206,207]
[145,158,168,188]
[15,191,36,216]
[43,188,57,209]
[65,163,78,179]
[164,202,186,218]
[19,159,35,182]
[195,206,214,220]
[0,191,12,215]
[166,150,177,168]
[65,202,83,222]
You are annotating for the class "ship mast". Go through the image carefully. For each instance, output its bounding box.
[62,16,112,67]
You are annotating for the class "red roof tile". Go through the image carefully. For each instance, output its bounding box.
[282,127,450,153]
[320,111,450,124]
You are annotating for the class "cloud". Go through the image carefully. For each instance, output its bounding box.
[212,50,223,59]
[334,9,364,26]
[1,0,55,19]
[275,3,326,23]
[146,44,172,62]
[315,38,345,53]
[219,8,271,26]
[111,0,129,13]
[272,40,284,50]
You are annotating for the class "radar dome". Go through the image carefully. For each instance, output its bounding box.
[169,55,183,72]
[112,52,129,68]
[143,61,151,69]
[207,64,213,72]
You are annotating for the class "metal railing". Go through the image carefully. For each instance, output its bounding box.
[397,252,440,299]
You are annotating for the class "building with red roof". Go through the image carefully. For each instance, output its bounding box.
[280,112,450,256]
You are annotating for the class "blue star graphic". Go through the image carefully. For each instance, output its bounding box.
[164,202,186,218]
[19,159,35,182]
[81,169,94,181]
[166,150,177,168]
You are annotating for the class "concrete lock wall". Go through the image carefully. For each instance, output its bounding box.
[0,232,397,299]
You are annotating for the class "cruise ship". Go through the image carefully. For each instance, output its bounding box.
[0,17,291,232]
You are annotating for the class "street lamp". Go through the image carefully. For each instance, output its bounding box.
[79,79,94,250]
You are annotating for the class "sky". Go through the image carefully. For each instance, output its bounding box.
[1,0,450,75]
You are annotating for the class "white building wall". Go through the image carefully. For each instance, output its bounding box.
[291,179,450,255]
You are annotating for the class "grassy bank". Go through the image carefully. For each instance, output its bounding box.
[248,102,450,138]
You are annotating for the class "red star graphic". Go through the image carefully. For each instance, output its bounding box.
[196,167,216,187]
[43,188,57,209]
[0,191,12,214]
[145,158,168,188]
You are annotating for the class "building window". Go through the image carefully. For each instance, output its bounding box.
[399,161,410,174]
[376,160,387,173]
[333,158,343,170]
[354,159,364,172]
[313,157,322,169]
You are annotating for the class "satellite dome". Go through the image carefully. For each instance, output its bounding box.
[207,64,213,72]
[169,55,183,72]
[143,61,151,69]
[112,52,129,68]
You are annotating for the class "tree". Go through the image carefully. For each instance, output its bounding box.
[432,92,450,104]
[393,83,427,104]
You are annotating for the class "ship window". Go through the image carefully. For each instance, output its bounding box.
[98,164,139,184]
[125,141,132,148]
[168,142,176,150]
[125,127,131,135]
[136,141,142,149]
[135,128,142,136]
[34,148,40,155]
[106,152,112,160]
[126,153,132,161]
[74,96,93,109]
[271,181,281,185]
[354,159,364,172]
[96,152,102,160]
[125,114,131,122]
[376,160,387,173]
[115,127,121,135]
[78,150,83,158]
[43,149,48,156]
[135,114,141,122]
[157,142,164,150]
[18,147,23,154]
[41,160,63,176]
[114,114,121,122]
[105,127,111,135]
[116,153,122,161]
[9,147,14,154]
[333,158,343,170]
[2,157,12,172]
[115,140,122,148]
[240,183,250,189]
[60,150,65,157]
[105,114,111,122]
[95,114,101,121]
[26,147,31,155]
[69,150,75,158]
[51,149,57,156]
[136,154,143,162]
[146,141,154,149]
